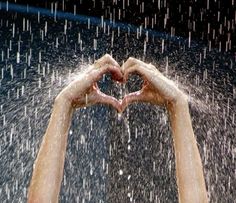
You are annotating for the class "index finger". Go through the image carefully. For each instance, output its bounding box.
[122,57,153,82]
[91,55,123,82]
[94,54,120,69]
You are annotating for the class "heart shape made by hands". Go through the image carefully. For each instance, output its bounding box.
[91,55,167,113]
[69,54,177,113]
[91,56,150,113]
[97,71,143,107]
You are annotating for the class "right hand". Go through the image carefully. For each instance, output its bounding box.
[121,57,187,112]
[56,54,123,111]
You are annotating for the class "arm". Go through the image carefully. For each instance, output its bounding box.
[27,97,73,202]
[121,57,208,203]
[28,54,122,202]
[168,96,208,202]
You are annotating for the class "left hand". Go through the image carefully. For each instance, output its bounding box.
[56,54,123,111]
[120,57,187,112]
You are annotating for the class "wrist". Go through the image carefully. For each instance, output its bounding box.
[167,94,192,137]
[167,93,189,115]
[54,92,74,111]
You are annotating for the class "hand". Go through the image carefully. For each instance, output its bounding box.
[56,54,123,111]
[121,57,187,112]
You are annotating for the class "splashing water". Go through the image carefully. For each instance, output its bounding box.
[0,3,235,203]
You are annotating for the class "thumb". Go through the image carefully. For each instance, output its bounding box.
[121,90,146,112]
[94,89,122,112]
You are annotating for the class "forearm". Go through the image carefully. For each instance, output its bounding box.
[28,96,74,203]
[168,98,208,203]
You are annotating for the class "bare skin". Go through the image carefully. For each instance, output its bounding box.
[27,54,122,202]
[28,55,208,203]
[121,57,208,203]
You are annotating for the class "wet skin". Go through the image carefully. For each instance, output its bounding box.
[28,54,208,203]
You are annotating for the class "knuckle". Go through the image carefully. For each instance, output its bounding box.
[128,57,135,61]
[149,64,157,70]
[104,54,111,59]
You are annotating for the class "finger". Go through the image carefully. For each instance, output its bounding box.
[91,65,123,83]
[101,65,123,82]
[122,57,158,81]
[123,64,148,82]
[121,90,146,112]
[88,87,121,112]
[94,90,122,112]
[95,54,120,69]
[92,55,123,82]
[121,57,136,73]
[122,57,152,72]
[121,57,139,71]
[122,58,149,82]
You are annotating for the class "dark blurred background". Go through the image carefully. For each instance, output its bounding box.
[3,0,236,53]
[0,1,235,203]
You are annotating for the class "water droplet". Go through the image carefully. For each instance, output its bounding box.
[117,113,122,121]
